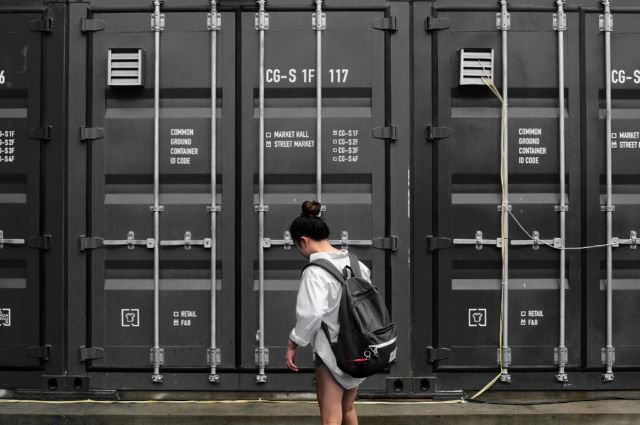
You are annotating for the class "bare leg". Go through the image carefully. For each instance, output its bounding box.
[316,366,358,425]
[341,386,359,425]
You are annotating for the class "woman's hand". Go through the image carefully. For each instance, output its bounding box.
[285,339,299,372]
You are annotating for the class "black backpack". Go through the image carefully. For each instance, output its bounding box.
[304,253,397,378]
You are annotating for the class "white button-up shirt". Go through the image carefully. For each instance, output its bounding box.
[289,250,371,389]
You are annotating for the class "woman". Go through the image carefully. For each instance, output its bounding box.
[285,200,370,425]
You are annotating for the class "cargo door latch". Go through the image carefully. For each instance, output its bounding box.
[80,127,105,142]
[81,18,106,33]
[30,12,54,33]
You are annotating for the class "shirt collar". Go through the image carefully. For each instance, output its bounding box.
[309,250,349,262]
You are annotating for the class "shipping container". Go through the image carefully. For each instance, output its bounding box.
[0,2,67,392]
[3,0,640,398]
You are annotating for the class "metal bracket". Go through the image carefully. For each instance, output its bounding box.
[372,126,398,142]
[372,17,397,32]
[496,11,511,31]
[255,205,269,213]
[207,205,222,213]
[30,14,54,33]
[150,205,165,213]
[601,205,615,212]
[255,12,270,31]
[151,13,165,32]
[426,346,451,363]
[159,232,212,250]
[425,16,450,32]
[498,346,512,368]
[454,231,503,250]
[207,12,222,31]
[601,347,615,366]
[599,13,613,32]
[313,11,327,31]
[426,235,452,251]
[372,236,398,252]
[330,231,373,250]
[26,235,52,250]
[425,125,451,142]
[263,231,293,250]
[0,230,25,250]
[29,125,53,141]
[553,12,567,31]
[555,205,569,212]
[554,346,569,366]
[80,232,155,251]
[150,347,165,365]
[511,232,561,250]
[27,345,52,361]
[497,203,512,212]
[80,126,105,142]
[612,231,638,249]
[81,18,106,33]
[255,347,269,368]
[207,347,221,367]
[79,346,104,362]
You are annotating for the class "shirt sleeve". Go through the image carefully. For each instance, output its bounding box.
[289,267,329,347]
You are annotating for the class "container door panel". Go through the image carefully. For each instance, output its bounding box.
[0,14,44,369]
[240,10,388,376]
[585,12,640,369]
[430,10,581,371]
[86,11,235,371]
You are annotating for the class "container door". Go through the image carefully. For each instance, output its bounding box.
[84,10,235,372]
[585,11,640,371]
[240,10,389,384]
[0,12,46,369]
[422,9,581,372]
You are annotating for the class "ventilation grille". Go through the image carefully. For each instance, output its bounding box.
[459,49,494,86]
[108,49,144,87]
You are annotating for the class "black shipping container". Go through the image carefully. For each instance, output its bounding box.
[2,0,640,397]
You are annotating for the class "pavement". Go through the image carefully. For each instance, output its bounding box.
[2,393,640,424]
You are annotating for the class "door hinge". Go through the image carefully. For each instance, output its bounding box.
[372,126,398,142]
[79,346,105,362]
[29,125,53,141]
[372,236,398,252]
[373,16,397,32]
[427,346,451,363]
[27,235,52,250]
[30,15,54,33]
[28,344,52,361]
[426,235,452,251]
[81,18,106,33]
[79,236,103,251]
[80,126,105,142]
[425,125,451,142]
[425,16,450,32]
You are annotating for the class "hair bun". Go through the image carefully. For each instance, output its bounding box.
[301,200,322,217]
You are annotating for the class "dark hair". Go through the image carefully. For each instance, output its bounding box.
[289,200,330,243]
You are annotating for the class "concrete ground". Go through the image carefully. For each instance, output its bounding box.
[2,393,640,425]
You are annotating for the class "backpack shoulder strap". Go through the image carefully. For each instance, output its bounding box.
[347,253,363,278]
[302,258,346,285]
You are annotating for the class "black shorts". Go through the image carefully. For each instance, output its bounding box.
[314,354,325,369]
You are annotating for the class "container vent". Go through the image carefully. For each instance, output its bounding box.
[459,49,494,86]
[108,49,144,87]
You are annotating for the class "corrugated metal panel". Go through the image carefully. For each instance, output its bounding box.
[82,8,236,380]
[0,10,46,370]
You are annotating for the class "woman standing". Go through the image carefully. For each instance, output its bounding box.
[285,200,370,425]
